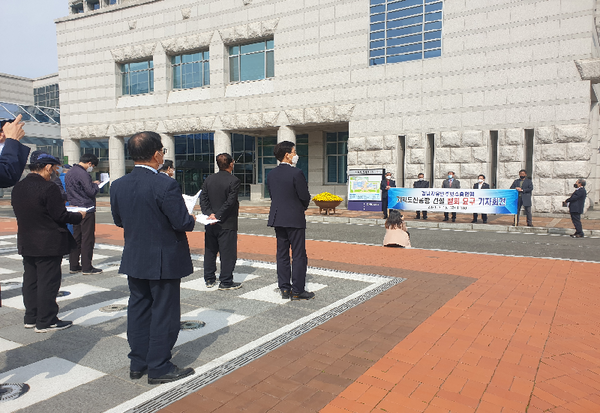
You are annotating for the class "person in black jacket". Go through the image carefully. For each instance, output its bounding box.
[565,178,587,238]
[380,171,396,219]
[267,140,313,300]
[11,151,84,332]
[0,115,31,188]
[510,170,534,226]
[200,153,241,290]
[472,174,490,224]
[413,173,429,219]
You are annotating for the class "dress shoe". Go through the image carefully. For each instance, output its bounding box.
[570,233,584,238]
[442,218,449,221]
[69,266,82,274]
[130,368,147,380]
[451,219,456,222]
[205,280,216,288]
[471,219,477,223]
[422,216,428,220]
[415,215,420,219]
[291,291,315,301]
[527,224,533,227]
[35,320,72,333]
[218,282,242,291]
[281,289,291,299]
[82,267,103,275]
[482,221,487,224]
[148,365,194,384]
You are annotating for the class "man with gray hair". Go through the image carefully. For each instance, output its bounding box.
[565,178,586,238]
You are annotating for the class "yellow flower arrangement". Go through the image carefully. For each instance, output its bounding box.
[312,192,343,202]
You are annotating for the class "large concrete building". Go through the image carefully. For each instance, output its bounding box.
[57,0,600,211]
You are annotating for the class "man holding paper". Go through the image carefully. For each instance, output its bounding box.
[200,153,241,290]
[65,153,102,275]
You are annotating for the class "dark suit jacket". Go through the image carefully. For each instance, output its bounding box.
[413,180,430,189]
[267,163,311,229]
[11,173,82,257]
[380,178,396,199]
[66,164,99,208]
[473,182,490,190]
[510,178,533,206]
[110,166,195,280]
[200,170,240,231]
[566,187,586,214]
[0,139,30,188]
[442,178,460,188]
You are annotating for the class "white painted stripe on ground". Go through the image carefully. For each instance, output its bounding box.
[0,337,22,353]
[58,297,128,326]
[0,276,21,290]
[0,235,16,239]
[0,241,14,246]
[239,282,327,304]
[2,283,110,309]
[0,357,105,413]
[181,273,260,291]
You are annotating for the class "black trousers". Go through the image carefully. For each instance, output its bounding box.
[204,225,237,286]
[70,211,96,271]
[444,212,457,220]
[473,213,487,222]
[516,198,532,226]
[22,255,63,328]
[127,277,181,378]
[570,212,583,235]
[382,197,388,218]
[274,227,307,294]
[416,211,427,218]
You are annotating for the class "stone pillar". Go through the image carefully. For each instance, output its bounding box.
[153,43,169,104]
[160,133,175,165]
[214,129,231,170]
[108,136,125,180]
[64,138,81,166]
[277,125,296,144]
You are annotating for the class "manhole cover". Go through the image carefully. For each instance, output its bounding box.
[0,281,20,286]
[0,383,30,402]
[57,291,70,297]
[180,321,205,330]
[99,304,127,313]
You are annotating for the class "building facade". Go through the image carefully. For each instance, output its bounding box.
[57,0,599,211]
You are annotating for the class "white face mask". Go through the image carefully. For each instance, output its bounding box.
[291,154,299,165]
[448,175,453,179]
[86,166,93,173]
[57,166,64,174]
[478,179,484,183]
[157,163,164,171]
[418,178,423,181]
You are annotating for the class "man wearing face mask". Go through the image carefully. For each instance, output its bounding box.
[267,140,313,301]
[65,153,102,274]
[442,171,460,222]
[472,174,490,224]
[11,151,85,332]
[380,171,396,219]
[565,178,587,238]
[413,173,429,219]
[510,169,534,227]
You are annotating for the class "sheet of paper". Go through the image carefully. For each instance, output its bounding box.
[182,190,201,214]
[100,173,110,182]
[196,214,220,225]
[98,180,110,189]
[66,206,95,213]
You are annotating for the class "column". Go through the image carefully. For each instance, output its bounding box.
[108,136,125,180]
[160,133,175,165]
[277,125,296,144]
[213,129,231,170]
[63,138,81,167]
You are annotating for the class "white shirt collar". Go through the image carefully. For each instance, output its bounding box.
[135,164,158,173]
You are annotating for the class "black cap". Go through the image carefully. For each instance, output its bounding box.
[30,150,61,165]
[0,119,14,129]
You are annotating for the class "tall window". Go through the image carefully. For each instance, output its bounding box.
[232,134,256,198]
[80,139,109,161]
[34,84,60,108]
[174,133,215,195]
[326,132,348,184]
[369,0,443,65]
[229,39,274,82]
[172,51,210,89]
[121,60,154,95]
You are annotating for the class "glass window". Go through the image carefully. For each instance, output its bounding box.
[121,60,154,95]
[229,39,274,82]
[80,139,109,161]
[173,133,215,195]
[369,0,442,66]
[34,84,60,109]
[325,132,348,184]
[172,51,209,89]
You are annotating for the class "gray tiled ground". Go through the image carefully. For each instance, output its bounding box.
[0,236,400,413]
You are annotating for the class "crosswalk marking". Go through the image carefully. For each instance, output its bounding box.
[2,283,110,309]
[239,282,327,304]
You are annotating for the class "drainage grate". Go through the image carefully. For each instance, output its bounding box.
[129,275,404,413]
[99,304,127,313]
[56,291,71,297]
[0,383,30,402]
[180,321,205,330]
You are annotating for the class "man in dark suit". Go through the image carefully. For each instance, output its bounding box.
[510,169,534,226]
[413,173,429,219]
[11,151,84,332]
[111,131,196,385]
[267,140,314,301]
[565,178,587,238]
[200,153,241,290]
[0,115,31,188]
[472,174,490,224]
[442,171,460,222]
[380,171,396,219]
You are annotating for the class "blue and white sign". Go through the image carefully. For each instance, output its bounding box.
[387,188,519,214]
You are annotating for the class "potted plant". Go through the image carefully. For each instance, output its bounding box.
[312,192,343,215]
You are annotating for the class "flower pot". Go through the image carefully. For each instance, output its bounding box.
[314,200,342,215]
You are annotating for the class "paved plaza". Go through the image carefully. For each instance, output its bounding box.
[0,217,599,412]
